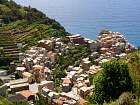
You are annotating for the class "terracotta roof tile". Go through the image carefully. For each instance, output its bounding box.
[78,98,88,105]
[63,78,71,84]
[19,90,34,98]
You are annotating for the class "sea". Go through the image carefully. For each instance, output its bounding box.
[13,0,140,46]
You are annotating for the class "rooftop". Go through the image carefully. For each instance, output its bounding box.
[22,72,32,77]
[10,78,28,85]
[78,98,88,105]
[16,67,26,71]
[19,90,34,98]
[63,78,71,84]
[8,94,26,102]
[10,83,29,88]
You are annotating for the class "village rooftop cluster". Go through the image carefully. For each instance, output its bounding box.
[0,31,136,105]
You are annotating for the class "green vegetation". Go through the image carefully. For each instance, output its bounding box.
[34,95,51,105]
[52,45,91,88]
[87,50,140,105]
[0,95,53,105]
[124,50,140,97]
[0,96,11,105]
[0,96,29,105]
[0,0,46,23]
[1,0,140,105]
[0,0,67,71]
[88,60,133,104]
[103,92,134,105]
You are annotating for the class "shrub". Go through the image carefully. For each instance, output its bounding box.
[92,60,133,104]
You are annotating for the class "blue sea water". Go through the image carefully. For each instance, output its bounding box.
[14,0,140,46]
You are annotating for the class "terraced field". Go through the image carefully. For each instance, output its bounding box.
[0,0,66,71]
[0,20,66,70]
[0,32,19,58]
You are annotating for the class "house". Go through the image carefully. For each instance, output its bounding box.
[78,98,88,105]
[67,70,76,80]
[22,72,33,83]
[88,40,100,52]
[29,83,38,94]
[9,78,28,86]
[68,34,86,45]
[8,94,27,102]
[42,87,51,97]
[81,58,91,70]
[73,67,80,71]
[10,83,29,93]
[22,72,32,78]
[47,51,57,63]
[84,79,90,87]
[41,67,51,81]
[90,52,99,60]
[53,99,64,105]
[62,78,72,92]
[8,78,29,93]
[19,53,25,63]
[60,92,80,101]
[0,70,7,76]
[79,87,90,97]
[38,40,55,51]
[19,90,35,102]
[89,65,101,74]
[67,66,73,72]
[32,65,45,83]
[38,81,54,92]
[23,58,33,71]
[77,82,84,89]
[48,91,59,103]
[0,75,11,83]
[16,67,26,77]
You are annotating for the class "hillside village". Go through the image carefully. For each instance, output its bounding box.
[0,31,136,105]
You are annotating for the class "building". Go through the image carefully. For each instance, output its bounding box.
[81,58,91,70]
[16,67,26,77]
[10,83,29,93]
[8,78,29,93]
[78,98,88,105]
[88,40,100,52]
[68,34,86,45]
[8,94,27,102]
[62,78,72,92]
[47,51,57,63]
[38,39,55,51]
[19,90,35,102]
[47,91,59,103]
[38,81,54,93]
[79,87,90,97]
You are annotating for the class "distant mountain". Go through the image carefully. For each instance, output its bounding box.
[0,0,68,70]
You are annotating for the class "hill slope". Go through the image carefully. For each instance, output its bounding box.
[0,0,67,70]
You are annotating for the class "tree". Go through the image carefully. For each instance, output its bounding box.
[11,102,30,105]
[0,0,7,4]
[34,94,51,105]
[93,60,133,104]
[15,73,20,79]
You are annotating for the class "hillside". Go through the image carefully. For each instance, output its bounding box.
[0,0,46,23]
[87,49,140,105]
[0,0,68,70]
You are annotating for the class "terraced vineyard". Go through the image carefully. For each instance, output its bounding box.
[0,0,67,71]
[0,32,19,59]
[0,20,66,70]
